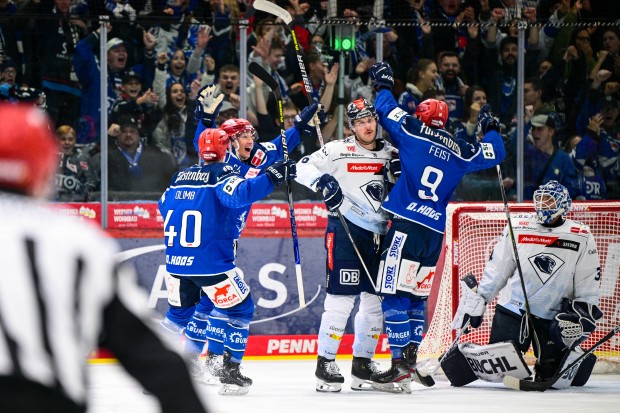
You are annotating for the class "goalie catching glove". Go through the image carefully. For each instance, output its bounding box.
[194,84,224,127]
[451,276,486,331]
[316,174,343,212]
[550,298,603,350]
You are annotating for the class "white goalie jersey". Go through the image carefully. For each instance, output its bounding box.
[295,136,395,235]
[478,214,601,320]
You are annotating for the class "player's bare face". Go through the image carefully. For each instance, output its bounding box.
[58,133,76,155]
[234,133,254,160]
[353,116,377,148]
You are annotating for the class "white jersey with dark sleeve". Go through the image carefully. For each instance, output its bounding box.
[295,136,394,235]
[478,214,601,320]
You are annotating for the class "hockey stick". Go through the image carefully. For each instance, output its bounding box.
[248,61,305,308]
[496,165,542,360]
[253,0,377,291]
[414,274,478,387]
[503,325,620,391]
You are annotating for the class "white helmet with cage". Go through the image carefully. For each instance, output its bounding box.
[533,180,572,225]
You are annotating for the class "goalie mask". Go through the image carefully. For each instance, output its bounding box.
[221,118,257,141]
[415,99,448,129]
[198,128,229,162]
[346,98,377,128]
[0,103,58,197]
[533,180,572,225]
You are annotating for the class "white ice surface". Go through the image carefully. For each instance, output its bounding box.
[88,359,620,413]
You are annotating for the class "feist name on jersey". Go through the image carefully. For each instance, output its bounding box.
[405,201,442,220]
[174,190,196,200]
[166,255,195,266]
[429,145,451,161]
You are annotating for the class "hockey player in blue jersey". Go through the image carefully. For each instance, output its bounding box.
[368,61,507,393]
[161,84,322,385]
[159,128,296,395]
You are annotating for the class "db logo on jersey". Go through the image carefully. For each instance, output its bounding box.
[340,269,359,285]
[251,149,266,166]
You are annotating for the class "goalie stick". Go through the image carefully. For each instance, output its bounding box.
[496,164,542,361]
[252,0,377,291]
[503,325,620,392]
[414,274,478,387]
[248,61,305,308]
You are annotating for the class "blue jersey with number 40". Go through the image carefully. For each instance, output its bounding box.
[374,89,506,233]
[158,163,275,276]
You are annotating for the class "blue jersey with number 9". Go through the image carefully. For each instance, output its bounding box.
[374,89,506,233]
[158,162,275,276]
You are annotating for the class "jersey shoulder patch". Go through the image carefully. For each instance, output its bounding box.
[387,107,407,122]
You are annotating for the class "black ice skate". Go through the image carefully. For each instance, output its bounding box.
[350,356,379,391]
[315,356,345,392]
[219,352,252,395]
[202,350,223,385]
[370,356,411,393]
[405,344,435,387]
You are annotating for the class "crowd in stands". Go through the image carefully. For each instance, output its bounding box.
[0,0,618,201]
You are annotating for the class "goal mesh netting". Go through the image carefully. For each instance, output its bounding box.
[418,202,620,373]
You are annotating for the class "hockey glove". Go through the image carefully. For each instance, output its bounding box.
[265,159,297,187]
[194,84,224,127]
[383,152,401,193]
[451,278,486,330]
[550,298,603,350]
[294,103,325,135]
[316,174,343,212]
[476,104,500,135]
[369,62,394,92]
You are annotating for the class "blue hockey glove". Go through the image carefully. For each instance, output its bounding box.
[316,174,343,212]
[294,103,324,135]
[369,62,394,92]
[383,153,401,193]
[477,104,500,135]
[265,159,297,187]
[194,84,224,127]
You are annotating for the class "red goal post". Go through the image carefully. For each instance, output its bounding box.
[418,202,620,372]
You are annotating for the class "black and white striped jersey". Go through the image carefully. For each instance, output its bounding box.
[0,192,207,412]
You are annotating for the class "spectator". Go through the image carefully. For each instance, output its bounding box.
[398,58,438,115]
[153,81,200,169]
[110,70,161,141]
[93,117,176,197]
[54,125,96,202]
[435,51,469,122]
[429,0,477,58]
[0,58,18,99]
[288,52,338,113]
[153,48,200,107]
[201,63,241,107]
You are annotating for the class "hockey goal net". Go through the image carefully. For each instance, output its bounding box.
[418,202,620,373]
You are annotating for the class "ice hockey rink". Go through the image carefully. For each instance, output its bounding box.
[89,358,620,413]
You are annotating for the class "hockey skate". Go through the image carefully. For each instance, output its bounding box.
[406,345,435,387]
[350,356,379,391]
[203,351,224,385]
[315,356,345,392]
[218,352,252,396]
[370,357,412,393]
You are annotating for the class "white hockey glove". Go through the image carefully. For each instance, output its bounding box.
[550,298,603,350]
[194,84,224,127]
[451,278,486,331]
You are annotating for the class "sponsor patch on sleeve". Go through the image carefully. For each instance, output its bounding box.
[222,176,243,195]
[480,142,496,159]
[387,108,407,123]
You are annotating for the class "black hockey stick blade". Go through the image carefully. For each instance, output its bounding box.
[248,62,281,98]
[411,369,436,387]
[503,325,620,392]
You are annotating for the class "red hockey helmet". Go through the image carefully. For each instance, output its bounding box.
[0,103,58,197]
[220,118,257,141]
[415,99,449,129]
[198,128,229,162]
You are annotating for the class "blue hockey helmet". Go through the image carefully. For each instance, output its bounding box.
[533,180,572,225]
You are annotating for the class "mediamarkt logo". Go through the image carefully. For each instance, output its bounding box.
[518,234,558,245]
[347,163,383,173]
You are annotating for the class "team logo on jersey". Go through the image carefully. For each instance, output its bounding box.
[250,149,266,166]
[340,269,360,285]
[360,180,385,212]
[347,145,356,152]
[528,253,565,284]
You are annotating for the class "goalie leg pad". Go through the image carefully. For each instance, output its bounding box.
[550,347,597,389]
[441,345,478,387]
[571,352,596,387]
[459,341,531,383]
